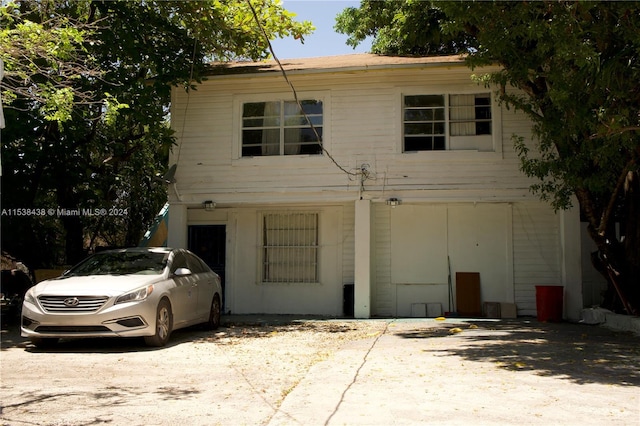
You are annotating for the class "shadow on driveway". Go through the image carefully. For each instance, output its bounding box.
[393,319,640,387]
[3,313,639,389]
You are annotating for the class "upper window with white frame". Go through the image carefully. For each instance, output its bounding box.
[403,93,493,152]
[241,100,323,157]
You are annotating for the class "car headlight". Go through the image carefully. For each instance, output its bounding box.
[24,288,36,305]
[115,285,154,305]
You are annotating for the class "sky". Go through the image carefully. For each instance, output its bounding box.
[269,0,372,59]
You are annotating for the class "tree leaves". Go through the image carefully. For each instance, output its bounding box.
[0,0,313,267]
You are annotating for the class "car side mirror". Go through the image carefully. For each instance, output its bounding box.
[173,268,192,277]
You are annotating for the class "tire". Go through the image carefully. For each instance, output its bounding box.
[29,337,59,349]
[204,294,221,330]
[144,299,173,347]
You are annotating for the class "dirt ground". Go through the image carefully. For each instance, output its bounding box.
[1,316,639,425]
[1,317,386,425]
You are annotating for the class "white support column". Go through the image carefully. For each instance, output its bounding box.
[354,199,372,318]
[560,203,583,321]
[167,204,188,249]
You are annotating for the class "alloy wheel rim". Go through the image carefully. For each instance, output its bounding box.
[158,307,169,339]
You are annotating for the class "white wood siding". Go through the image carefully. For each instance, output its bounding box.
[170,65,538,206]
[373,204,393,316]
[512,203,562,316]
[342,202,355,288]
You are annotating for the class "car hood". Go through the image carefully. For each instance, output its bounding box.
[33,274,164,297]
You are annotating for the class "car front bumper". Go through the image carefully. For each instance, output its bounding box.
[21,297,158,339]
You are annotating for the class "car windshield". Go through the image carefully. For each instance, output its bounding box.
[65,251,169,277]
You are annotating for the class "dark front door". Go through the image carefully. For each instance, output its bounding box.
[188,225,226,310]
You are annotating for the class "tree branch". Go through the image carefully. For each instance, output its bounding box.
[599,158,637,236]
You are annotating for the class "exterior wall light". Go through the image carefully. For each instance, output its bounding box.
[386,198,401,208]
[203,200,216,211]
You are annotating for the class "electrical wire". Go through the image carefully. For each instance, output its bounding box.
[246,0,358,179]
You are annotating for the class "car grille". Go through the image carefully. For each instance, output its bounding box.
[38,296,109,313]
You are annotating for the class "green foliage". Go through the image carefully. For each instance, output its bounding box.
[0,0,312,267]
[335,0,474,55]
[437,2,640,218]
[103,93,130,127]
[41,86,75,122]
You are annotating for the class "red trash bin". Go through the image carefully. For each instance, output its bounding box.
[535,285,564,322]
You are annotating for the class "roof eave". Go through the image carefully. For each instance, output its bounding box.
[203,53,468,77]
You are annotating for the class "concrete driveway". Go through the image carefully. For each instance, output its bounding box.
[1,316,639,425]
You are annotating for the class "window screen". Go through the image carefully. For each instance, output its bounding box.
[262,213,319,283]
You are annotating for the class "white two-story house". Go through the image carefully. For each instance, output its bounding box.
[166,54,584,320]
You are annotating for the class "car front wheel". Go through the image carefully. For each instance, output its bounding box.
[144,299,172,347]
[204,294,221,330]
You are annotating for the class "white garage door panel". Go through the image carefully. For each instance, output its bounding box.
[391,205,448,284]
[447,204,510,302]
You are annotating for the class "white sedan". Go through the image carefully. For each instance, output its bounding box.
[21,247,222,348]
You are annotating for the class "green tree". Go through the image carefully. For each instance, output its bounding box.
[337,1,640,314]
[335,0,473,56]
[1,0,312,268]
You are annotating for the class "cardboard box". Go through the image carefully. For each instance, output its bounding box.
[427,303,443,317]
[411,303,427,317]
[500,303,518,319]
[484,302,501,319]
